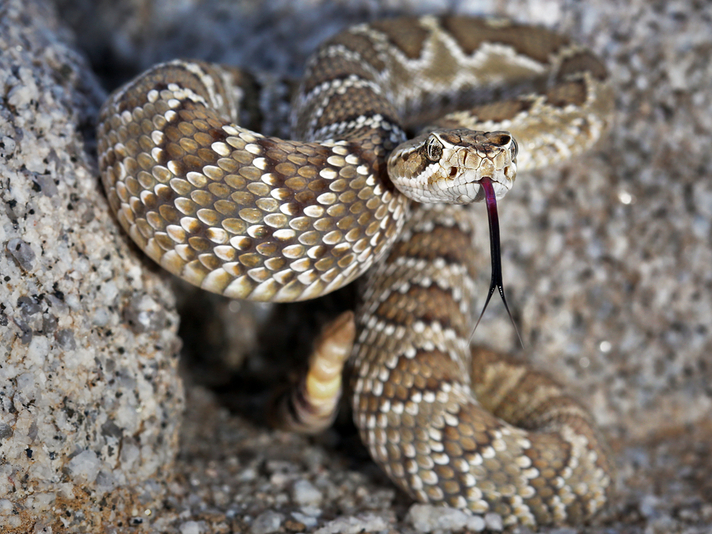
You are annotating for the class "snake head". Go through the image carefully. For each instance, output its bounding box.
[387,128,518,204]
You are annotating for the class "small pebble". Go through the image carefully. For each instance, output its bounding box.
[284,518,307,532]
[291,511,319,529]
[238,467,257,481]
[313,512,389,534]
[292,479,323,506]
[407,504,478,532]
[179,521,203,534]
[251,511,284,534]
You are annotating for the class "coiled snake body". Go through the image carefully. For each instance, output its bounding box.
[98,16,614,527]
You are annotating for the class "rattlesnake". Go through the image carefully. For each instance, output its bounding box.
[97,15,615,527]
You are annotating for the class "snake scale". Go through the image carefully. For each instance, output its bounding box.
[97,16,615,527]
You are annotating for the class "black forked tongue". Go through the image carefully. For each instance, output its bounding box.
[470,178,524,348]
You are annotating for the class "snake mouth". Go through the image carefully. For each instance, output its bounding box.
[471,177,523,347]
[453,172,512,204]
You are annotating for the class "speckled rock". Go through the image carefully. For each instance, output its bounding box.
[0,0,183,531]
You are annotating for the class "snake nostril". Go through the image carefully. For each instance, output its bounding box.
[449,167,457,178]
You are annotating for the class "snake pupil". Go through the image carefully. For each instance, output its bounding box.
[470,178,524,348]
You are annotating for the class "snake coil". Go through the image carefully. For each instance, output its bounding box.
[98,16,614,527]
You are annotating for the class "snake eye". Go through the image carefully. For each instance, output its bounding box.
[425,135,443,162]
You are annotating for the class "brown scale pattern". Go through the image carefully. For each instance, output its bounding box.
[98,67,409,301]
[96,16,615,527]
[440,16,570,62]
[370,17,430,59]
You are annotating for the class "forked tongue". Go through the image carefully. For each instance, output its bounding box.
[470,177,524,347]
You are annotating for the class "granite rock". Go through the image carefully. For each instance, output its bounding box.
[0,0,183,531]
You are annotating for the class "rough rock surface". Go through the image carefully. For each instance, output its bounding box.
[2,0,711,532]
[0,0,183,531]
